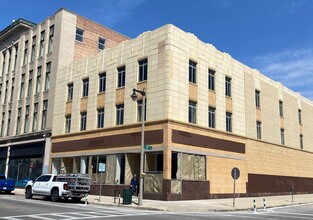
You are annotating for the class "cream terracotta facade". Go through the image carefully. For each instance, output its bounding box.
[51,24,313,200]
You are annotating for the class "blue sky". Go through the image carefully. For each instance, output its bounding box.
[1,0,312,100]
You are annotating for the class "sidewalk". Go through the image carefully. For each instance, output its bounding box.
[13,188,313,212]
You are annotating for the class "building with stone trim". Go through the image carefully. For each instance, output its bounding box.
[0,8,128,186]
[51,24,313,200]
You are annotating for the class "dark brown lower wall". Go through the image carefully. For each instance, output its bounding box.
[247,173,313,195]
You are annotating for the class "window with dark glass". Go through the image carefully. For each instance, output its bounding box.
[82,78,89,97]
[280,128,285,145]
[0,112,5,137]
[208,106,216,128]
[99,73,106,93]
[44,62,51,91]
[32,103,38,131]
[13,44,18,70]
[225,76,232,97]
[20,74,25,99]
[41,100,48,130]
[6,111,10,136]
[279,100,284,117]
[4,81,8,103]
[189,60,197,83]
[67,83,73,101]
[137,99,147,122]
[23,40,28,65]
[117,66,125,88]
[138,59,148,82]
[98,37,106,50]
[256,121,262,139]
[76,28,84,42]
[27,70,33,97]
[298,109,302,125]
[80,112,87,131]
[10,78,14,102]
[226,112,232,132]
[97,108,104,128]
[16,108,21,134]
[208,69,215,91]
[7,49,11,73]
[39,30,45,57]
[300,135,303,149]
[24,105,29,133]
[2,51,6,75]
[255,90,260,108]
[35,66,42,94]
[65,115,71,133]
[116,104,124,125]
[31,36,36,62]
[188,101,197,124]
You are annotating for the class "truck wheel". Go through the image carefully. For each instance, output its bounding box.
[51,189,60,202]
[25,187,33,199]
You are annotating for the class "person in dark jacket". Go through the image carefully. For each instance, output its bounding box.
[130,173,138,196]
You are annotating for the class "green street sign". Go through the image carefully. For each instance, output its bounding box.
[144,145,152,150]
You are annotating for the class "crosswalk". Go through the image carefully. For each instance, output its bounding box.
[0,209,159,220]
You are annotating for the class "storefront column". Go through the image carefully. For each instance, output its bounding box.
[43,136,51,174]
[5,146,10,177]
[80,157,87,174]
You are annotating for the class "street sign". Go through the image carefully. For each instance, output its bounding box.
[231,167,240,180]
[144,145,152,150]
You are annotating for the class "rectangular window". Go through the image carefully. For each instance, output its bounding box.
[48,25,54,53]
[116,104,124,125]
[10,78,14,102]
[32,103,38,131]
[80,112,87,131]
[300,135,303,149]
[65,115,71,133]
[4,81,8,103]
[41,100,48,130]
[39,30,45,57]
[97,108,104,128]
[7,49,11,73]
[6,111,11,136]
[27,70,33,97]
[35,66,42,94]
[98,37,106,50]
[188,101,197,124]
[208,69,215,91]
[2,51,6,75]
[255,90,260,108]
[0,113,5,137]
[31,36,36,62]
[44,62,51,91]
[24,105,30,133]
[99,73,106,93]
[19,74,25,99]
[82,78,89,97]
[117,66,125,88]
[280,128,285,145]
[225,76,232,97]
[138,59,148,82]
[298,109,302,125]
[189,60,197,83]
[137,99,147,122]
[67,83,73,101]
[23,40,28,65]
[279,100,284,117]
[208,106,216,128]
[13,44,18,70]
[226,112,232,132]
[16,108,21,134]
[76,28,84,42]
[256,121,262,139]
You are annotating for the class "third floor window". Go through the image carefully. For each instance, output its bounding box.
[138,59,148,82]
[208,69,215,91]
[225,76,232,97]
[82,78,89,97]
[189,60,197,83]
[117,66,125,88]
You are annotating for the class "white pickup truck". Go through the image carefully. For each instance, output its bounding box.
[25,174,90,202]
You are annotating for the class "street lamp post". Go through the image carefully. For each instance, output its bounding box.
[130,88,146,206]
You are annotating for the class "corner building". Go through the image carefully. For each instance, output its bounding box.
[0,8,128,186]
[51,24,313,201]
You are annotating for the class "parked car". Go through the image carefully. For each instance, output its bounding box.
[0,174,15,194]
[25,173,90,202]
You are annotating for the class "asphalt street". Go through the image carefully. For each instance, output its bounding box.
[1,193,313,219]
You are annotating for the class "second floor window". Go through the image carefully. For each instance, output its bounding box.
[298,109,302,125]
[225,76,232,97]
[65,115,71,133]
[41,100,48,130]
[24,105,30,133]
[98,37,106,50]
[255,90,260,108]
[0,113,4,137]
[279,100,284,117]
[82,78,89,97]
[189,60,197,83]
[45,62,51,91]
[80,112,87,131]
[116,104,124,125]
[35,66,42,94]
[138,59,148,82]
[280,128,285,145]
[188,101,197,124]
[137,99,147,122]
[226,112,232,132]
[99,73,106,93]
[208,107,216,128]
[19,74,25,99]
[256,121,262,139]
[97,108,104,128]
[76,28,84,42]
[16,108,21,134]
[208,69,215,91]
[27,70,33,97]
[300,135,303,149]
[67,83,73,101]
[117,66,125,88]
[32,103,38,131]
